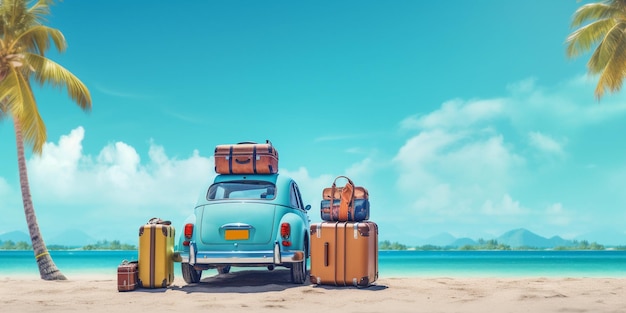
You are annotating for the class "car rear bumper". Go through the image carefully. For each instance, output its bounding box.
[180,241,305,266]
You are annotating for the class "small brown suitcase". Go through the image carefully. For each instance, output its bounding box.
[117,260,138,292]
[214,141,279,174]
[309,221,378,287]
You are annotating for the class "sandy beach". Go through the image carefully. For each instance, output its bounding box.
[1,270,624,313]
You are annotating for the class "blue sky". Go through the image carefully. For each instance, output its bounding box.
[1,1,625,246]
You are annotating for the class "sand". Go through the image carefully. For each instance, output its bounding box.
[1,270,624,313]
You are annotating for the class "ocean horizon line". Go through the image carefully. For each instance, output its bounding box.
[2,250,626,279]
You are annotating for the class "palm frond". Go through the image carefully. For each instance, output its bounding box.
[11,25,66,55]
[2,29,50,153]
[570,3,618,28]
[0,70,20,116]
[566,18,614,58]
[1,0,87,154]
[29,0,54,25]
[25,53,91,110]
[13,66,47,153]
[594,24,626,98]
[587,22,626,73]
[1,0,36,39]
[0,68,25,119]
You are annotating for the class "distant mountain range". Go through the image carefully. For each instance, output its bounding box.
[494,228,574,248]
[0,230,30,243]
[414,228,626,248]
[2,227,625,248]
[0,229,96,247]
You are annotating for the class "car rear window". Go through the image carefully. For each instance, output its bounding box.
[207,180,276,200]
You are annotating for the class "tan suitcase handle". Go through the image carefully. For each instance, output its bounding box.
[324,242,329,267]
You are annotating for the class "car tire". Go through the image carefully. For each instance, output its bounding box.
[290,240,308,284]
[181,263,202,283]
[217,265,231,274]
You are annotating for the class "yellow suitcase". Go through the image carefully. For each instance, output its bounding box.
[138,223,175,288]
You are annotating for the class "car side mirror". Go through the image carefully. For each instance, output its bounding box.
[305,204,311,211]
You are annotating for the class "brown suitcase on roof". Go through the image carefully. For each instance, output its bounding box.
[309,221,378,287]
[214,140,279,174]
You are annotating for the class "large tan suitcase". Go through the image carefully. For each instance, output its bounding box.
[214,141,279,174]
[138,223,175,288]
[309,221,378,287]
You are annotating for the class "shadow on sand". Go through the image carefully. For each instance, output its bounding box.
[171,269,309,294]
[133,269,388,294]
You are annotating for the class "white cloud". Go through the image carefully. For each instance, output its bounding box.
[393,79,548,225]
[412,183,452,213]
[26,127,214,229]
[528,131,565,156]
[391,75,626,229]
[482,194,527,216]
[544,203,571,226]
[28,127,214,207]
[401,98,505,130]
[394,130,523,192]
[393,127,525,221]
[345,157,377,179]
[505,75,626,130]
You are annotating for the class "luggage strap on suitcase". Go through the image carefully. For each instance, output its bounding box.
[329,176,355,221]
[229,140,275,174]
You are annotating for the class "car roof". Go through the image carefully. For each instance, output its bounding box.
[213,173,281,184]
[195,173,296,206]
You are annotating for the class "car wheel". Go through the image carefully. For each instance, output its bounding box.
[290,240,308,284]
[217,265,231,274]
[181,263,202,283]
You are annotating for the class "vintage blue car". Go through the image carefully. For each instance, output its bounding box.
[176,173,311,284]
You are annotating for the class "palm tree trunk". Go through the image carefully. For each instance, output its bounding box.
[14,118,67,280]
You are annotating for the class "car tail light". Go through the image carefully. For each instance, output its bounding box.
[280,223,290,239]
[280,223,291,246]
[183,223,194,246]
[184,223,194,239]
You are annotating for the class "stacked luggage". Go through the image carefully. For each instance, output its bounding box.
[310,176,378,287]
[117,218,175,292]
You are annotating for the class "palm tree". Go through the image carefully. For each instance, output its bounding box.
[0,0,91,280]
[566,0,626,99]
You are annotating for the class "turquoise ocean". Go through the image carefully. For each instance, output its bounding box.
[1,250,625,278]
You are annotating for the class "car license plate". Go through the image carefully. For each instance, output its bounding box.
[224,229,249,240]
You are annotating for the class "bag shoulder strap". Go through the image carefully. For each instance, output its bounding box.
[332,176,355,221]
